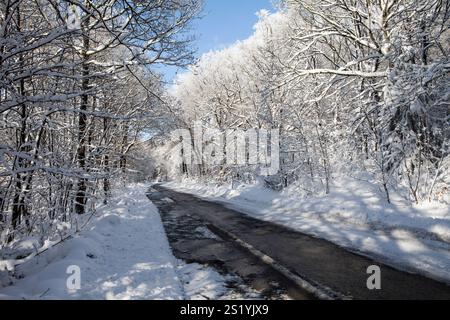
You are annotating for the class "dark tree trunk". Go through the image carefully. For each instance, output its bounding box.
[75,12,90,215]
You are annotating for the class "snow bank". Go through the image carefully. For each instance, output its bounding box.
[0,184,184,300]
[177,262,260,300]
[163,177,450,284]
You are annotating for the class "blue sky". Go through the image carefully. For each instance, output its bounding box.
[158,0,275,84]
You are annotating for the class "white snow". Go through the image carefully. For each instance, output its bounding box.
[178,262,261,300]
[0,183,262,300]
[0,184,184,300]
[162,177,450,284]
[3,179,448,299]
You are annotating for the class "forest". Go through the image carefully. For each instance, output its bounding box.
[0,0,449,301]
[157,0,449,204]
[0,0,201,248]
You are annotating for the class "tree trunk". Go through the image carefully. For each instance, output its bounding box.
[75,10,90,215]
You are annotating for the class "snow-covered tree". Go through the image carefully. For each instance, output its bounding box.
[165,0,449,204]
[0,0,201,248]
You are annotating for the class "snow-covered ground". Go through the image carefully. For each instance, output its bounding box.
[2,179,448,299]
[163,177,450,284]
[178,263,261,300]
[0,184,243,300]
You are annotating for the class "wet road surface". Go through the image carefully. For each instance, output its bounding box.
[148,184,450,300]
[148,188,315,300]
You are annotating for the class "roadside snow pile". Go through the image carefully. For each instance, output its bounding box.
[0,183,261,300]
[163,178,450,284]
[0,184,184,300]
[178,263,261,300]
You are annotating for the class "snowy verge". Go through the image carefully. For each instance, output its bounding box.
[162,178,450,284]
[0,183,262,300]
[0,184,184,300]
[177,262,261,300]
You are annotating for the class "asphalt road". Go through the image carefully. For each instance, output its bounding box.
[149,184,450,300]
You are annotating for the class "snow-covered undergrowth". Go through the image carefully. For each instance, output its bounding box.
[0,184,235,300]
[163,177,450,284]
